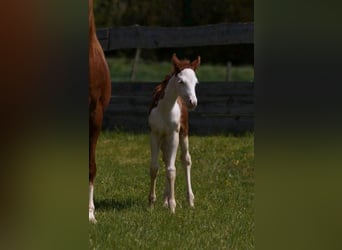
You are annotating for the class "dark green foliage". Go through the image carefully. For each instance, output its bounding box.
[94,0,253,27]
[94,0,254,64]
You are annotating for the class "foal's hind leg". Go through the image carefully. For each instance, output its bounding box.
[161,141,170,208]
[180,135,195,207]
[149,132,161,206]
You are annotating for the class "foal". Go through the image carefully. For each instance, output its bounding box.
[148,54,200,213]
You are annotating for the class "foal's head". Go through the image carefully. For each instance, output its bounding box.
[172,54,200,110]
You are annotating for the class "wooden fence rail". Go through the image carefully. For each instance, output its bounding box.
[98,23,254,133]
[103,81,254,134]
[97,23,253,51]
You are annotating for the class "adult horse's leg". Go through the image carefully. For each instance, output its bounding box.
[164,131,179,213]
[149,132,161,206]
[180,134,195,207]
[89,101,103,223]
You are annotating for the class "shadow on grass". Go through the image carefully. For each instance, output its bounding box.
[102,126,254,137]
[95,197,143,212]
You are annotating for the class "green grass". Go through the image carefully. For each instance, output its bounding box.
[89,131,254,249]
[107,57,254,82]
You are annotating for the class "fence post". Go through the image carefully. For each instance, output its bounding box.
[226,61,232,82]
[130,48,141,81]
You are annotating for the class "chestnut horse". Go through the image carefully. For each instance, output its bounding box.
[89,0,111,223]
[148,54,200,213]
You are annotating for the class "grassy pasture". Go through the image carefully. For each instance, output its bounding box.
[89,131,254,249]
[107,57,254,82]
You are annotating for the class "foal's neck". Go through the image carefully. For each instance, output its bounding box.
[159,75,179,111]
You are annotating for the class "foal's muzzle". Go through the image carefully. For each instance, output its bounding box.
[186,96,197,110]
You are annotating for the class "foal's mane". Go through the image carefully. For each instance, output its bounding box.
[148,59,192,114]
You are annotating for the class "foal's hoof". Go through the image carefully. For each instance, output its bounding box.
[163,199,169,208]
[188,194,195,208]
[169,199,176,214]
[149,203,156,210]
[149,194,157,208]
[190,203,195,208]
[149,195,156,204]
[189,199,195,208]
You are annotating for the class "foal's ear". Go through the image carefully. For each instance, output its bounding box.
[191,56,201,70]
[172,53,182,70]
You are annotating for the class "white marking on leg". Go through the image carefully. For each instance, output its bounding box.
[89,183,97,223]
[167,167,176,213]
[180,135,195,207]
[165,132,179,213]
[163,173,170,208]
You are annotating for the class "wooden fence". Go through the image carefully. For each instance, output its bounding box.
[103,81,254,134]
[97,23,253,50]
[98,23,254,134]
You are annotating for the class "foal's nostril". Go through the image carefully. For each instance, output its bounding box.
[188,98,197,109]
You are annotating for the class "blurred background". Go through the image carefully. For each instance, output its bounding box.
[93,0,254,82]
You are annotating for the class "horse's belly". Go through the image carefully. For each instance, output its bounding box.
[149,107,181,134]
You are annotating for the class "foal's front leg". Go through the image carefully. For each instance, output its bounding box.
[180,135,195,207]
[164,131,179,213]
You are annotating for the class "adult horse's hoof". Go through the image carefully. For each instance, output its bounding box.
[89,209,97,224]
